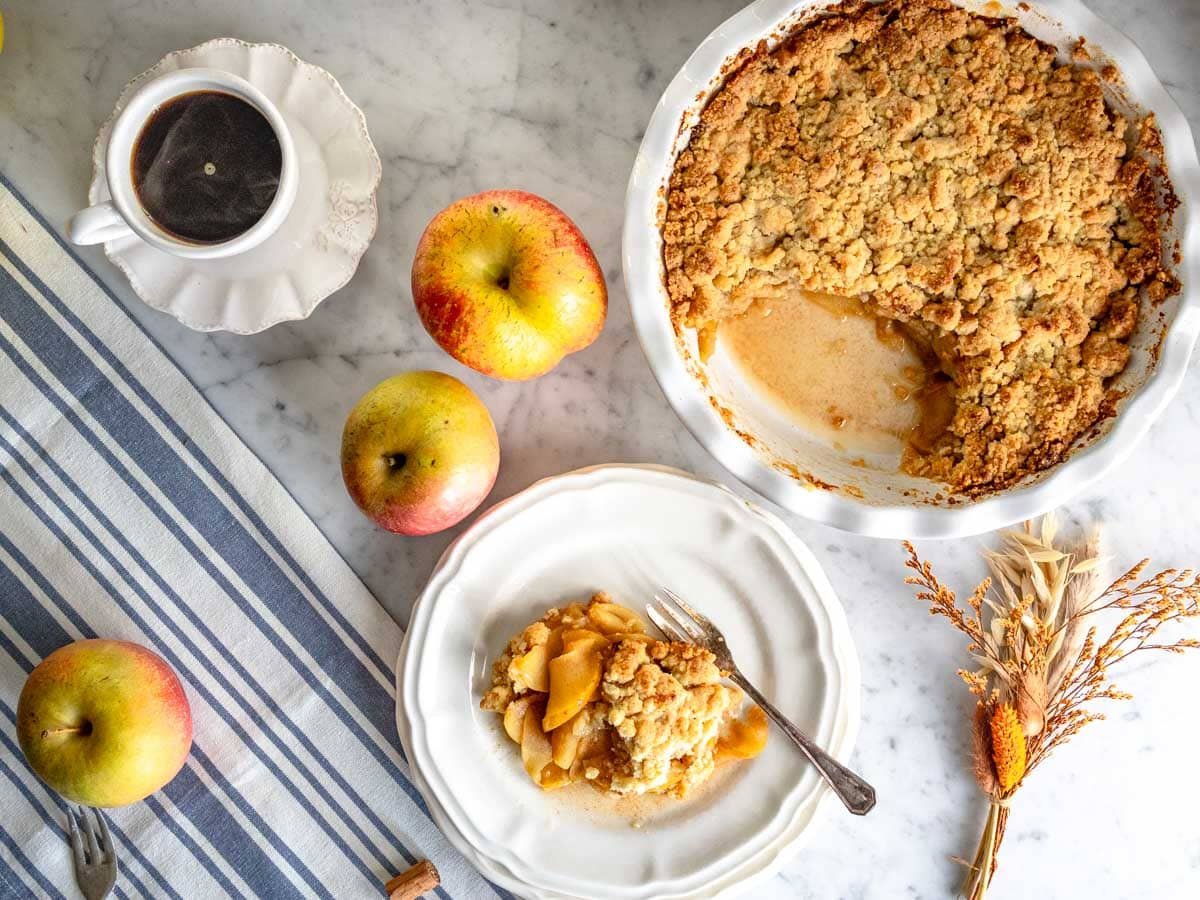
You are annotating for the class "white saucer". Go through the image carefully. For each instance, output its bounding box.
[396,464,862,899]
[86,38,381,334]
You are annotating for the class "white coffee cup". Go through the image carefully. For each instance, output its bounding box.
[66,68,298,259]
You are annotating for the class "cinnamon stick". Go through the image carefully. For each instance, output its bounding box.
[385,860,440,900]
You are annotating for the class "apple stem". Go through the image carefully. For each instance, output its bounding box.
[41,723,91,739]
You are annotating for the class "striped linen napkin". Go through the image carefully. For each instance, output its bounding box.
[0,174,498,899]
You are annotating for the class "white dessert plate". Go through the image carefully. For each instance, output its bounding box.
[623,0,1200,538]
[87,38,381,333]
[396,465,861,899]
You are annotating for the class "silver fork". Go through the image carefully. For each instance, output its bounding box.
[66,805,117,900]
[648,588,876,815]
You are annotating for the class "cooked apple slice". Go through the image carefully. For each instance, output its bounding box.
[543,644,602,730]
[503,695,536,743]
[560,628,608,655]
[587,602,646,635]
[509,628,564,693]
[521,703,554,783]
[510,644,549,692]
[550,714,583,769]
[538,763,573,790]
[577,725,610,761]
[716,706,770,763]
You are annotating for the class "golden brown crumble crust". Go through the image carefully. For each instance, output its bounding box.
[603,638,735,795]
[662,0,1175,492]
[480,593,747,796]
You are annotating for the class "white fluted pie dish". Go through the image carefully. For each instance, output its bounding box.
[623,0,1200,538]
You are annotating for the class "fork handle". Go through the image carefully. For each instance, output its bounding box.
[732,672,876,815]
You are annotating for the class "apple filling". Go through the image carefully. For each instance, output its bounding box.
[480,593,768,798]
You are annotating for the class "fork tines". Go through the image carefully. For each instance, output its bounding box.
[67,804,118,900]
[647,588,736,673]
[647,589,708,643]
[647,595,695,643]
[67,803,115,868]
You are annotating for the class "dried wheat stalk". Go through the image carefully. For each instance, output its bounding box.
[903,513,1200,900]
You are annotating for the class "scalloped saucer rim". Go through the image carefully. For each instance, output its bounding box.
[86,37,382,334]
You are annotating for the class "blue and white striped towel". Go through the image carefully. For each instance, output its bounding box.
[0,174,497,899]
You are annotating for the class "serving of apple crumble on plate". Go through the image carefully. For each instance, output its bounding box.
[662,0,1178,495]
[480,592,768,798]
[398,464,860,894]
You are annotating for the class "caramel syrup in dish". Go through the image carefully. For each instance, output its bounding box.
[720,291,952,456]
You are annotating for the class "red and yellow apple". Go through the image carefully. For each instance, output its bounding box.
[16,639,193,808]
[411,190,607,381]
[341,370,500,535]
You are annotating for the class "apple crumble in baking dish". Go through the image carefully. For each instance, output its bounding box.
[662,0,1178,494]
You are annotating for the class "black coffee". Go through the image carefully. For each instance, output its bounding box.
[131,90,282,244]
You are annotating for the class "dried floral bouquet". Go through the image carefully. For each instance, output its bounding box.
[903,515,1200,900]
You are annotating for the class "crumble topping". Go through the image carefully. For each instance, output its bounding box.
[602,638,736,795]
[481,593,762,798]
[662,0,1176,493]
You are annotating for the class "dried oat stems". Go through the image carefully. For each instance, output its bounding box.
[903,513,1200,900]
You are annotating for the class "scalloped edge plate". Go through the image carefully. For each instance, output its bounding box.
[396,464,861,899]
[87,38,382,333]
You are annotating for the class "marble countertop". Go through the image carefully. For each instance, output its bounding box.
[3,0,1199,896]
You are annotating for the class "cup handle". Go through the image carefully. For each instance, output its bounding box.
[66,202,133,246]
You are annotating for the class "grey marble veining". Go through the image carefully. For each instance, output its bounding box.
[2,0,1199,896]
